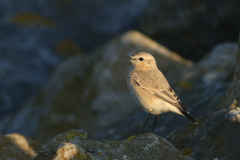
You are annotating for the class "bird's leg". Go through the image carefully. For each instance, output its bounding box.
[139,113,151,134]
[151,114,159,133]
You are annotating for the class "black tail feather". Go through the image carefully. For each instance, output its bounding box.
[180,110,197,124]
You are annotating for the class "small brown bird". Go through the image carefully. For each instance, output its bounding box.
[123,52,196,133]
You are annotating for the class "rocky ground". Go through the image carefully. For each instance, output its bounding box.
[0,0,239,119]
[0,1,240,160]
[33,129,193,160]
[0,32,239,159]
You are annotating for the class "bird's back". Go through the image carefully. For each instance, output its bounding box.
[132,68,170,90]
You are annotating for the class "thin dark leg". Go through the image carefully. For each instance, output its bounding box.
[151,114,159,133]
[139,113,151,134]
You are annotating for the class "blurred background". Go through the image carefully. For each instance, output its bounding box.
[0,0,239,140]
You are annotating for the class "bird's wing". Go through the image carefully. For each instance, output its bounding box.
[132,72,189,113]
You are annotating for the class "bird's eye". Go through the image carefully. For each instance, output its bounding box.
[139,57,144,61]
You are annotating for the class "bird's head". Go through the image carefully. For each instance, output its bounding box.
[123,52,157,70]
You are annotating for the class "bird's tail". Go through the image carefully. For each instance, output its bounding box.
[180,110,197,124]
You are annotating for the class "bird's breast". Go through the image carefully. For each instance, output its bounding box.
[127,74,156,113]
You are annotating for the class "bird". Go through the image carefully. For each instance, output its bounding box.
[123,52,196,133]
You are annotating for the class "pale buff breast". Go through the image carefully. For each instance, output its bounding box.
[127,73,158,113]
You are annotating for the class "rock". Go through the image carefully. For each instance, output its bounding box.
[34,142,98,160]
[167,108,240,160]
[0,24,62,117]
[0,30,192,141]
[34,130,98,160]
[173,43,237,90]
[0,133,43,160]
[34,129,193,160]
[170,42,237,123]
[95,42,237,141]
[139,0,240,61]
[217,34,240,111]
[96,83,231,141]
[0,0,148,121]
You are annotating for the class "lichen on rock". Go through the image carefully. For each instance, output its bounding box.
[167,108,240,160]
[34,129,193,160]
[10,13,55,27]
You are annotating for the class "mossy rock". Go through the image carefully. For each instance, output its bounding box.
[10,13,55,27]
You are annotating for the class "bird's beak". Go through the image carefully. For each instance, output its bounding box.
[122,56,132,60]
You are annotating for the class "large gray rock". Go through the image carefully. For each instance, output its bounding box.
[0,31,192,140]
[217,35,240,111]
[0,0,148,120]
[139,0,240,61]
[34,129,193,160]
[0,25,62,117]
[167,108,240,160]
[172,42,237,92]
[165,35,240,160]
[95,42,237,141]
[95,83,231,141]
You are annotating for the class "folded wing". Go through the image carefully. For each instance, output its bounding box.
[132,72,189,113]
